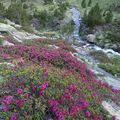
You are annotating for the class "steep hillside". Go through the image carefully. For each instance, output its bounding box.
[0,1,120,119]
[0,37,120,120]
[68,0,120,19]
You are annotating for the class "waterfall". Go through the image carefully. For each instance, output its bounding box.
[69,7,120,56]
[68,7,81,41]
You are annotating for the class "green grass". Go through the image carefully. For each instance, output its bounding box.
[90,50,114,64]
[99,55,120,77]
[0,39,3,45]
[99,63,120,76]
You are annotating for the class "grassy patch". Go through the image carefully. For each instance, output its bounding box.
[90,50,114,64]
[106,31,120,43]
[99,63,120,76]
[99,55,120,76]
[0,39,3,45]
[60,21,74,36]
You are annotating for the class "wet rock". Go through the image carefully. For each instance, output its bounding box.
[3,40,14,46]
[0,35,4,38]
[0,23,40,42]
[102,101,120,120]
[97,33,104,40]
[6,19,21,29]
[31,18,40,30]
[0,62,14,67]
[86,34,96,43]
[110,44,118,50]
[0,76,3,81]
[48,45,59,49]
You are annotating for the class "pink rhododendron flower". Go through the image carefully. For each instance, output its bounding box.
[92,92,97,97]
[85,111,91,117]
[24,93,29,98]
[83,102,89,108]
[13,66,17,71]
[40,84,46,90]
[1,53,8,59]
[93,115,99,120]
[44,71,49,76]
[60,96,65,103]
[2,99,9,106]
[6,95,13,102]
[15,99,24,108]
[79,98,84,103]
[40,81,49,90]
[39,90,44,96]
[17,88,23,94]
[44,81,49,86]
[49,118,53,120]
[32,85,37,91]
[64,90,71,98]
[112,116,116,120]
[3,107,9,112]
[48,100,58,106]
[10,114,17,120]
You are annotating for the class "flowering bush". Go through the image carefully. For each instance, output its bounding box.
[24,39,77,53]
[0,45,120,120]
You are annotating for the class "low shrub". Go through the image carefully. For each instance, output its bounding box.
[99,63,120,76]
[0,39,3,45]
[0,45,120,120]
[106,31,120,43]
[99,55,120,76]
[24,39,77,53]
[90,50,114,64]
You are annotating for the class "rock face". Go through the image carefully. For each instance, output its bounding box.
[102,101,120,120]
[31,18,40,30]
[3,40,14,46]
[0,23,40,42]
[6,19,21,29]
[0,76,3,81]
[86,34,96,43]
[0,62,14,67]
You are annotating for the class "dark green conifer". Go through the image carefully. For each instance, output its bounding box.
[88,0,92,7]
[87,3,103,27]
[81,0,86,8]
[105,10,113,23]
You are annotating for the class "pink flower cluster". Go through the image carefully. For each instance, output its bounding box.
[48,100,64,120]
[17,88,23,94]
[2,95,13,105]
[1,53,8,59]
[15,99,24,108]
[0,45,120,120]
[40,81,49,90]
[10,114,17,120]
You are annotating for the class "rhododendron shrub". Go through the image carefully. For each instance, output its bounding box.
[24,39,77,53]
[1,67,49,119]
[0,45,120,120]
[0,45,93,78]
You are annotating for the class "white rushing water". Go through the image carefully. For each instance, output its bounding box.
[70,8,120,119]
[69,7,120,90]
[70,7,120,56]
[68,7,81,41]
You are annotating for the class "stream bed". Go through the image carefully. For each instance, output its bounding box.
[70,7,120,119]
[70,7,120,89]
